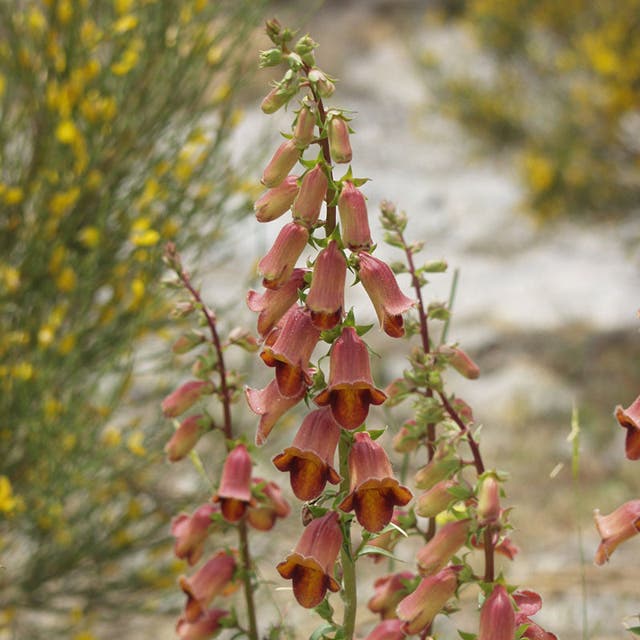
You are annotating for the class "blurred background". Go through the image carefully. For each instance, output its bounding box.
[1,1,639,638]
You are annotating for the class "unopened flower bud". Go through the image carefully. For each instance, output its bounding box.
[261,86,290,114]
[261,140,301,188]
[162,380,215,418]
[294,35,317,66]
[327,115,352,163]
[415,479,459,518]
[307,67,335,97]
[477,473,501,527]
[254,176,300,222]
[438,345,480,379]
[259,48,283,68]
[165,414,212,462]
[292,164,328,228]
[227,327,260,352]
[293,100,317,148]
[478,585,515,640]
[172,331,206,355]
[258,221,309,290]
[416,518,470,576]
[338,182,372,251]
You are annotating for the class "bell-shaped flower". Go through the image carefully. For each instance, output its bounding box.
[615,394,640,460]
[246,478,291,531]
[593,499,640,565]
[165,414,213,462]
[261,140,301,188]
[368,571,415,619]
[327,114,352,163]
[272,407,341,500]
[292,164,328,228]
[254,175,299,222]
[258,221,309,290]
[314,327,386,430]
[276,510,342,608]
[478,584,515,640]
[338,431,412,533]
[416,518,470,576]
[337,182,372,251]
[415,478,460,518]
[171,503,219,566]
[513,590,558,640]
[247,268,307,338]
[212,444,254,522]
[162,380,215,418]
[293,99,316,148]
[414,441,460,490]
[363,619,406,640]
[245,379,306,445]
[477,474,501,527]
[176,608,228,640]
[260,305,320,398]
[305,240,347,330]
[179,550,236,622]
[396,566,459,635]
[357,251,414,338]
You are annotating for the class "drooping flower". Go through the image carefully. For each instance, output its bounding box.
[254,175,299,222]
[292,163,328,228]
[162,380,215,418]
[478,584,515,640]
[305,240,347,330]
[165,414,212,462]
[171,503,218,566]
[396,566,459,635]
[261,140,301,188]
[357,251,414,338]
[212,444,254,522]
[179,551,236,622]
[416,518,470,576]
[615,394,640,460]
[246,478,291,531]
[368,571,415,619]
[513,590,558,640]
[363,619,406,640]
[292,99,316,148]
[258,221,309,290]
[260,305,320,398]
[272,407,341,500]
[314,327,386,430]
[593,499,640,564]
[276,511,342,608]
[327,113,352,163]
[337,181,372,251]
[176,608,228,640]
[247,268,307,338]
[245,379,306,445]
[338,431,412,533]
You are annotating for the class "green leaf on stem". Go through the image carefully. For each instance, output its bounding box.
[367,428,386,440]
[356,545,405,561]
[458,631,476,640]
[309,624,336,640]
[314,598,335,623]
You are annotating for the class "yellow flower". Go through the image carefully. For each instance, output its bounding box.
[73,632,97,640]
[115,0,135,14]
[131,229,160,247]
[101,426,122,447]
[57,333,76,355]
[0,476,18,514]
[86,169,103,189]
[126,431,146,457]
[11,362,33,381]
[38,325,55,348]
[49,187,80,217]
[207,46,223,66]
[49,245,66,275]
[0,73,5,98]
[78,226,101,248]
[57,0,73,25]
[0,265,21,292]
[114,14,138,33]
[56,266,77,293]
[27,7,47,35]
[131,277,145,301]
[62,434,77,452]
[111,48,139,75]
[56,119,80,145]
[44,395,64,419]
[127,498,142,520]
[4,187,24,205]
[80,19,102,47]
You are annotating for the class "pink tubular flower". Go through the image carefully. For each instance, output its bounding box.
[292,99,316,148]
[357,251,414,338]
[415,479,460,518]
[327,115,352,163]
[179,551,236,622]
[363,619,406,640]
[416,518,470,576]
[337,182,372,251]
[477,474,501,527]
[414,441,460,490]
[261,140,301,188]
[247,268,307,338]
[314,327,386,430]
[593,499,640,564]
[615,394,640,460]
[162,380,215,418]
[260,305,320,398]
[478,584,515,640]
[258,221,309,290]
[212,444,254,522]
[338,431,412,533]
[165,414,212,462]
[254,175,299,222]
[513,590,558,640]
[245,379,306,445]
[176,608,228,640]
[276,511,342,608]
[368,571,415,619]
[305,240,347,330]
[246,478,290,531]
[396,566,459,635]
[171,503,218,566]
[272,407,341,501]
[292,164,328,228]
[437,345,480,379]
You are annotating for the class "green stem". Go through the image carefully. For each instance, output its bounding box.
[239,519,259,640]
[338,435,357,640]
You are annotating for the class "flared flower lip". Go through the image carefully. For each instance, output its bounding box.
[314,384,387,430]
[273,446,341,501]
[276,552,341,608]
[615,402,640,460]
